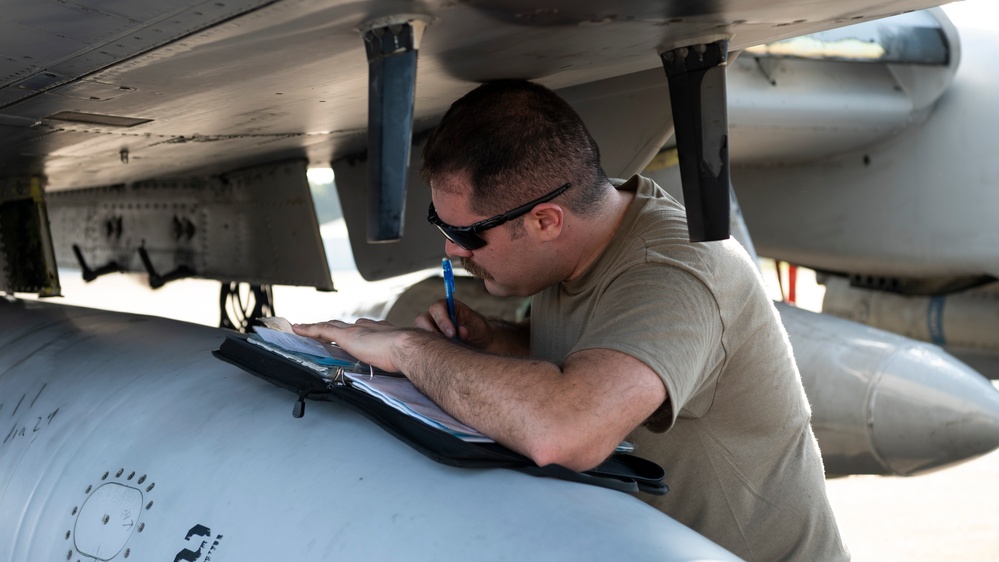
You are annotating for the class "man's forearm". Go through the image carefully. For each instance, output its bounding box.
[291,319,658,472]
[390,328,558,461]
[387,329,659,472]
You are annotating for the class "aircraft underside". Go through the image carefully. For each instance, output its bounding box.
[2,0,999,559]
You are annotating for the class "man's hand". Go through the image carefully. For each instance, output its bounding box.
[292,318,412,373]
[414,299,493,349]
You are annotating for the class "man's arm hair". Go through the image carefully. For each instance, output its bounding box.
[391,328,667,472]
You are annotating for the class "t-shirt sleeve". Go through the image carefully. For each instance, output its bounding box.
[569,263,724,432]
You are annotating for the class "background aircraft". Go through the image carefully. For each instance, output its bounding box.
[724,5,999,382]
[2,0,996,559]
[643,2,999,476]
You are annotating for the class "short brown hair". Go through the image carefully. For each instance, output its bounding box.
[422,80,607,217]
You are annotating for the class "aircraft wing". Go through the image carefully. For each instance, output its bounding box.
[1,0,954,189]
[0,0,955,292]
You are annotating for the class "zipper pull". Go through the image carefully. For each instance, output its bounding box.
[293,390,310,418]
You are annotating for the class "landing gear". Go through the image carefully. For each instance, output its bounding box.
[219,282,273,332]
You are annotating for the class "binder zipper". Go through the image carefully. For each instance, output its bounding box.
[293,366,345,418]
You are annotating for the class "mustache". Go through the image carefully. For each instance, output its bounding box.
[460,258,493,281]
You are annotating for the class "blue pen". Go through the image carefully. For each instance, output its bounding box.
[442,258,458,340]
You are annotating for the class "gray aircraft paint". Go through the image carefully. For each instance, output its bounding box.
[0,300,738,561]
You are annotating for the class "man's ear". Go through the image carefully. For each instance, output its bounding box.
[529,204,564,240]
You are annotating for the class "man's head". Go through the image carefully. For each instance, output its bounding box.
[421,80,610,296]
[422,80,608,219]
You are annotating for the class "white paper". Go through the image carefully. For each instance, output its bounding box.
[253,326,331,357]
[345,373,492,442]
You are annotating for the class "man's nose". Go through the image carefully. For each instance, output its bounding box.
[445,238,473,258]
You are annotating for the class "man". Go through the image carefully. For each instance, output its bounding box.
[294,80,848,560]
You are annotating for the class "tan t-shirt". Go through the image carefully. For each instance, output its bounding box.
[531,175,848,561]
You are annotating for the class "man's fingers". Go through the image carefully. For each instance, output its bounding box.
[430,300,458,338]
[412,300,455,337]
[413,312,445,335]
[292,320,346,339]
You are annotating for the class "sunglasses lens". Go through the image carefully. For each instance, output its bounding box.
[436,225,486,251]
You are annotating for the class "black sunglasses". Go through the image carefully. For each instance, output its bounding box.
[427,183,571,250]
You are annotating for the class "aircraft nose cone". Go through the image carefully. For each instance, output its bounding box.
[870,344,999,476]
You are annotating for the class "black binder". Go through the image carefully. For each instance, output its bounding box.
[213,334,667,495]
